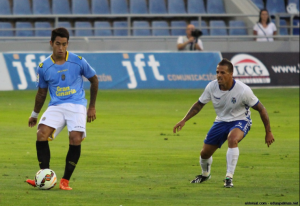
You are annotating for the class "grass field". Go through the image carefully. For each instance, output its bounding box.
[0,88,299,206]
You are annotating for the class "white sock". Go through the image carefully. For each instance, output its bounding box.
[226,147,239,178]
[200,156,212,177]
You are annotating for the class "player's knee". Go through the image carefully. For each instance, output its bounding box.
[227,136,239,146]
[200,150,211,159]
[36,129,49,141]
[69,132,83,145]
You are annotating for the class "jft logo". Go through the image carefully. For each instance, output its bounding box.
[122,54,164,89]
[12,54,46,89]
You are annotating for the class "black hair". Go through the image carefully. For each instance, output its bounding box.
[51,27,69,42]
[258,9,271,24]
[218,58,233,73]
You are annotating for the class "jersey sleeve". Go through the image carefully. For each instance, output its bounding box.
[81,57,96,79]
[198,82,211,104]
[243,87,259,107]
[35,66,47,88]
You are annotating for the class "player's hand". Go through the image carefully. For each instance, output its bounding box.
[265,132,275,147]
[87,107,96,123]
[173,120,186,133]
[28,117,37,127]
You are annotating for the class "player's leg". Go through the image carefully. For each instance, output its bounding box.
[224,121,250,188]
[191,144,218,183]
[191,121,229,184]
[36,106,66,169]
[200,143,218,175]
[36,124,55,169]
[26,124,54,187]
[60,108,86,190]
[26,106,65,187]
[60,131,83,190]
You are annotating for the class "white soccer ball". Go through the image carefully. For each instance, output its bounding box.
[35,169,57,190]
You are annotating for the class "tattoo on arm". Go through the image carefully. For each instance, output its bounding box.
[34,88,48,113]
[88,75,99,108]
[252,102,271,133]
[183,101,205,121]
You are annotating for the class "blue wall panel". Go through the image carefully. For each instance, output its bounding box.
[2,52,221,90]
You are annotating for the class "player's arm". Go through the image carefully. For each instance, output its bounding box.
[173,101,205,133]
[252,101,275,147]
[87,75,98,123]
[28,87,48,127]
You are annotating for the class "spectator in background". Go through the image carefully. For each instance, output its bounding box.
[253,9,277,42]
[177,24,204,51]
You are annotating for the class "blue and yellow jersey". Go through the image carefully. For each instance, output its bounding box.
[36,51,96,107]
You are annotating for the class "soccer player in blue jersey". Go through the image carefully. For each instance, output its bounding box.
[26,27,99,190]
[173,58,274,188]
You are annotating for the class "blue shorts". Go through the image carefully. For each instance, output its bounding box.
[204,120,251,148]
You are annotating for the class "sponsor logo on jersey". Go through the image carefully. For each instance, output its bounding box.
[213,95,220,100]
[58,69,68,73]
[231,97,236,104]
[42,117,46,121]
[230,54,270,84]
[39,63,43,68]
[77,56,82,60]
[56,86,76,96]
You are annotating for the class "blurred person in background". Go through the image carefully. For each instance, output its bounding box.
[177,24,204,51]
[253,9,277,42]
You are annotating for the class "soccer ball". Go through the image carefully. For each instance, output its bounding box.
[35,169,57,190]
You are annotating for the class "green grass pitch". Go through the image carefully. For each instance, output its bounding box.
[0,88,299,206]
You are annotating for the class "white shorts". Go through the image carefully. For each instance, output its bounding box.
[38,103,87,140]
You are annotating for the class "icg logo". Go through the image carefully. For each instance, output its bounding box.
[231,54,270,84]
[122,53,164,89]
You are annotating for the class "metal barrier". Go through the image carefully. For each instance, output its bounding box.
[0,13,299,38]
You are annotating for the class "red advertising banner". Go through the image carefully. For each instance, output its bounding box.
[221,53,299,86]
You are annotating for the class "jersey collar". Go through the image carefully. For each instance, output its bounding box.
[50,51,69,63]
[229,79,236,91]
[219,79,236,91]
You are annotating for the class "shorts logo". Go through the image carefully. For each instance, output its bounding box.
[231,97,236,104]
[61,74,65,81]
[42,117,46,121]
[74,126,85,129]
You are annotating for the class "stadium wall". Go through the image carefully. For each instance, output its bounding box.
[0,39,299,52]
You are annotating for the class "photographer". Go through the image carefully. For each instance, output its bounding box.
[177,24,204,51]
